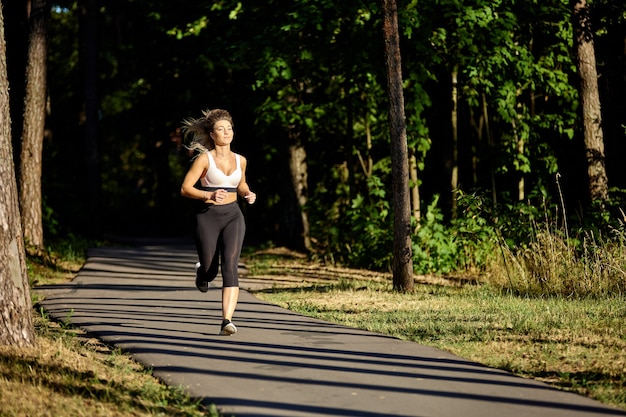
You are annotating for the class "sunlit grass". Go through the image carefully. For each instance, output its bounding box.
[484,219,626,298]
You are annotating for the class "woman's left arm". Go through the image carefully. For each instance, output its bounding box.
[238,156,256,204]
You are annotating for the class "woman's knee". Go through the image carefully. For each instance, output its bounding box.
[221,268,239,287]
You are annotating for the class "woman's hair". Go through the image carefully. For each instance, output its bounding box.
[182,109,234,155]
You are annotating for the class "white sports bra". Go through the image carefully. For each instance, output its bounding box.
[200,152,242,191]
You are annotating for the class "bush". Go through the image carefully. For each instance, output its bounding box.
[413,193,499,275]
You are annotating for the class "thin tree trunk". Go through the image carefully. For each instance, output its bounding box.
[482,93,497,206]
[450,65,459,219]
[468,106,483,187]
[355,112,373,178]
[512,118,524,201]
[573,0,608,201]
[382,0,414,292]
[0,0,36,347]
[287,128,311,251]
[363,113,374,177]
[19,0,50,249]
[409,152,420,225]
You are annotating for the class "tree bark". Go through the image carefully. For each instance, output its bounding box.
[512,118,525,201]
[355,113,373,178]
[276,121,311,252]
[409,152,420,225]
[450,65,459,218]
[0,0,36,347]
[382,0,414,292]
[482,93,497,206]
[573,0,608,201]
[287,127,311,251]
[19,0,50,249]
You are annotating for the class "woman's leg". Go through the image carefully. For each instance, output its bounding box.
[222,286,240,321]
[219,206,246,321]
[195,209,221,283]
[204,236,222,281]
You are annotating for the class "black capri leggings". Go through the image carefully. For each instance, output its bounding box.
[195,202,246,287]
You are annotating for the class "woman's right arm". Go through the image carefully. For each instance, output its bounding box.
[181,156,212,202]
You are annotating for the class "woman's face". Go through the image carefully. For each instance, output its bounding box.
[210,120,234,146]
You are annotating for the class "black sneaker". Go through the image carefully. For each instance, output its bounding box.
[220,319,237,335]
[195,262,210,293]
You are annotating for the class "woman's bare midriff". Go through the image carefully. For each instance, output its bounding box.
[214,191,238,205]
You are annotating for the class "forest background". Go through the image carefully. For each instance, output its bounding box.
[4,0,626,289]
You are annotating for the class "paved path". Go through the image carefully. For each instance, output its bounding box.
[35,241,626,417]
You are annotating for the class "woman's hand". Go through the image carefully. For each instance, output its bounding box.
[244,192,256,205]
[213,189,229,204]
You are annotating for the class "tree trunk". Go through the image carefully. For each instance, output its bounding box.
[468,106,483,187]
[482,93,497,206]
[356,113,374,178]
[287,127,311,251]
[573,0,608,201]
[409,152,420,225]
[19,0,50,249]
[382,0,414,292]
[0,1,36,347]
[512,118,525,201]
[450,65,459,219]
[277,124,310,252]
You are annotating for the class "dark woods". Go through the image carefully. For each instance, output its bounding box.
[4,0,626,272]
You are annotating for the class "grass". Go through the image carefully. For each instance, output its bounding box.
[245,251,626,412]
[0,241,220,417]
[486,227,626,298]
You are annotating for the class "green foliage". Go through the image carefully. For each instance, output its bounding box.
[311,173,393,270]
[42,195,61,237]
[451,192,501,269]
[427,188,626,297]
[45,234,97,263]
[413,196,458,274]
[403,186,626,298]
[417,0,578,195]
[342,175,394,269]
[413,193,500,274]
[165,16,209,39]
[33,0,626,270]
